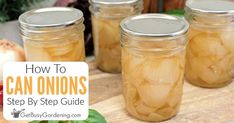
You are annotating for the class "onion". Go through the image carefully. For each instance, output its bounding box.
[0,39,25,80]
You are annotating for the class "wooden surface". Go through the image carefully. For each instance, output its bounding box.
[1,58,234,123]
[91,82,234,123]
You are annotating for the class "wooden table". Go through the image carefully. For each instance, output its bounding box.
[1,58,234,123]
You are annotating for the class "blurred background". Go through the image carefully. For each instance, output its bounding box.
[0,0,186,56]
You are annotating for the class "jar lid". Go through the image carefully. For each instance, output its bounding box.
[186,0,234,15]
[120,14,189,37]
[19,7,83,28]
[89,0,141,6]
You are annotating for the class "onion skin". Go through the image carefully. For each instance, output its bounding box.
[0,39,25,84]
[0,39,25,60]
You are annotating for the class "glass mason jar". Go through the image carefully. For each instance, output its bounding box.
[89,0,143,73]
[120,14,189,121]
[19,7,85,61]
[185,0,234,88]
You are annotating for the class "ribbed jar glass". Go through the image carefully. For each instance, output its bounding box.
[185,0,234,88]
[19,7,85,61]
[89,0,143,73]
[120,14,189,121]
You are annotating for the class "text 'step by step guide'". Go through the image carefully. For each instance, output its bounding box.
[3,62,89,121]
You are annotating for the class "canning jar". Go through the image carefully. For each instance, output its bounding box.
[121,14,189,121]
[185,0,234,88]
[89,0,143,73]
[19,7,85,61]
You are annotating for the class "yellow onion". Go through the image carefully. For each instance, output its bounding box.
[0,39,25,80]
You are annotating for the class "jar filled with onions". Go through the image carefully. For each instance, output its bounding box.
[19,7,85,61]
[120,14,189,121]
[185,0,234,88]
[89,0,143,73]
